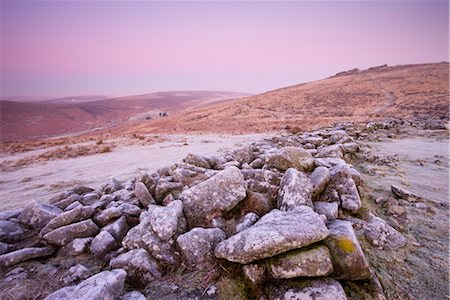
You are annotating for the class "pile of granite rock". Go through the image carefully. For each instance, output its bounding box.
[0,119,418,300]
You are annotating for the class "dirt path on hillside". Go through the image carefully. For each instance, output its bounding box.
[0,133,271,211]
[372,79,398,115]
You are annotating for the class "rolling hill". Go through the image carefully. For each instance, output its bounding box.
[125,62,448,134]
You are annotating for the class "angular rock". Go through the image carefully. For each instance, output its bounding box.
[64,201,83,211]
[241,169,281,186]
[177,227,226,270]
[267,245,333,279]
[70,185,95,195]
[180,166,247,227]
[235,212,259,233]
[94,207,123,227]
[278,168,313,210]
[53,194,82,210]
[391,185,420,202]
[44,269,127,300]
[80,192,100,206]
[0,209,23,221]
[122,200,186,264]
[265,147,315,172]
[309,166,331,198]
[0,247,55,268]
[314,202,338,220]
[58,237,93,256]
[40,206,95,236]
[316,144,344,159]
[110,249,161,285]
[321,164,362,212]
[134,182,156,207]
[18,202,62,230]
[112,189,135,202]
[61,264,92,285]
[183,153,211,169]
[90,231,118,258]
[136,172,158,195]
[215,207,329,264]
[0,220,27,242]
[323,220,370,280]
[266,278,347,300]
[102,216,129,242]
[154,180,184,202]
[364,215,407,250]
[43,219,99,246]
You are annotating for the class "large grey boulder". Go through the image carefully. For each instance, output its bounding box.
[278,168,313,210]
[321,164,362,212]
[154,179,183,202]
[110,249,162,286]
[313,202,338,220]
[183,153,212,169]
[265,147,315,172]
[43,219,99,246]
[18,202,62,230]
[44,269,127,300]
[90,231,118,258]
[323,220,370,280]
[94,207,123,227]
[309,166,331,198]
[134,182,156,207]
[266,245,333,279]
[0,247,55,268]
[179,166,246,227]
[266,277,347,300]
[39,206,95,236]
[102,216,129,243]
[176,227,226,270]
[0,220,27,242]
[364,215,407,250]
[214,207,329,264]
[122,200,186,264]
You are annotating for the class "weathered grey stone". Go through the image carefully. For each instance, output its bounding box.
[112,189,135,202]
[122,200,186,264]
[0,247,55,268]
[314,157,347,168]
[180,166,246,227]
[154,180,184,202]
[102,216,129,242]
[136,172,158,195]
[183,153,211,169]
[53,194,82,210]
[44,269,127,300]
[110,249,161,285]
[243,263,266,284]
[0,209,23,221]
[341,142,359,154]
[249,158,264,169]
[58,237,93,256]
[391,185,420,202]
[323,220,370,280]
[314,202,338,220]
[40,206,95,236]
[278,168,313,210]
[266,277,347,300]
[215,207,329,264]
[316,144,344,158]
[134,182,156,207]
[267,245,333,279]
[176,227,226,270]
[0,220,27,242]
[265,147,315,172]
[18,202,62,230]
[61,264,92,285]
[241,169,281,186]
[0,241,12,255]
[309,166,331,198]
[90,231,118,257]
[121,291,147,300]
[43,219,99,246]
[80,192,100,205]
[321,164,362,212]
[94,207,123,227]
[64,201,83,211]
[364,215,407,250]
[235,213,259,233]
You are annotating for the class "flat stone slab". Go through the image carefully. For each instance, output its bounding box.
[43,219,99,246]
[0,247,55,268]
[214,207,329,264]
[266,277,347,300]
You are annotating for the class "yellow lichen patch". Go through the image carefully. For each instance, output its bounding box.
[337,237,355,253]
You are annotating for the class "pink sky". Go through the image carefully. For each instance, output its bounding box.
[1,1,448,99]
